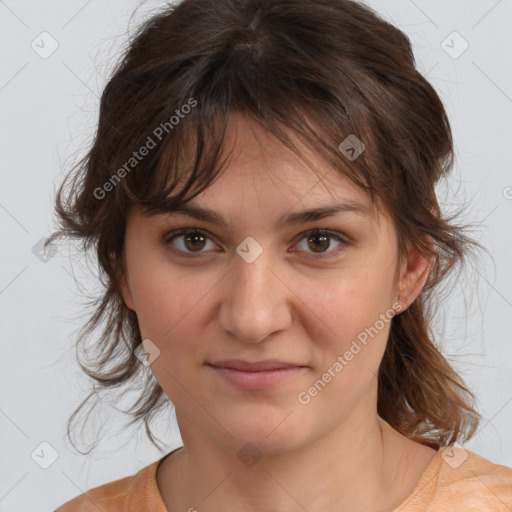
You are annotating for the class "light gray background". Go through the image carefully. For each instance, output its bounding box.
[1,1,511,510]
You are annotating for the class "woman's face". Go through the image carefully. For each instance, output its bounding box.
[121,112,429,455]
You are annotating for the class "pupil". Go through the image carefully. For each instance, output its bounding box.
[185,232,206,251]
[308,234,329,252]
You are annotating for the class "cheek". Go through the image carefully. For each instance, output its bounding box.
[295,278,394,419]
[127,262,223,377]
[301,267,394,341]
[131,271,203,401]
[293,266,396,391]
[126,247,199,335]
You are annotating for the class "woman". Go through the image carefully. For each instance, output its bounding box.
[53,0,512,510]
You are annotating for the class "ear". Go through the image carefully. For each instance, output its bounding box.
[395,237,434,312]
[117,256,136,311]
[119,275,136,311]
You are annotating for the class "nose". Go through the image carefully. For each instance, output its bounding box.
[218,248,292,344]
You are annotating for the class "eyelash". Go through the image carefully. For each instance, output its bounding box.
[163,228,351,260]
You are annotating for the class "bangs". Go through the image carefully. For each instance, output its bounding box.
[117,92,381,219]
[98,2,389,219]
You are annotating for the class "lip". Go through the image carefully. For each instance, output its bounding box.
[207,359,308,390]
[209,359,304,371]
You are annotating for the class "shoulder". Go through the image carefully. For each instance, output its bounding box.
[54,457,165,512]
[431,447,512,510]
[54,474,135,512]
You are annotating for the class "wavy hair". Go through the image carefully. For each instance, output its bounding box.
[49,0,484,452]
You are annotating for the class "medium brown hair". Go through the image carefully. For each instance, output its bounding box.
[50,0,484,452]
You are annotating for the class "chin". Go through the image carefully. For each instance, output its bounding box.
[218,409,314,456]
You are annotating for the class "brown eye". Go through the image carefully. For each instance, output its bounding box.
[183,232,207,251]
[294,229,349,259]
[307,233,330,253]
[165,229,216,256]
[164,227,350,260]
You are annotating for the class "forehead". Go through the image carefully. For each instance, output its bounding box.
[132,110,391,236]
[220,111,352,180]
[193,111,382,220]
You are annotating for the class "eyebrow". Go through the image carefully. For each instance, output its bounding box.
[161,201,372,229]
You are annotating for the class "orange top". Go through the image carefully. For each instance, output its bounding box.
[55,447,512,511]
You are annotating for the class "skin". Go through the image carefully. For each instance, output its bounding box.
[120,111,437,512]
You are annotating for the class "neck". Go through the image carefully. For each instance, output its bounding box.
[157,412,428,512]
